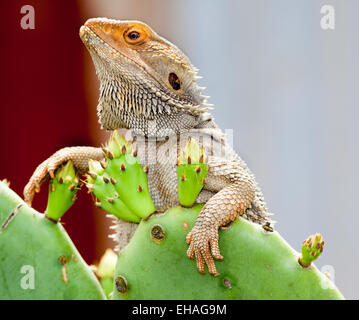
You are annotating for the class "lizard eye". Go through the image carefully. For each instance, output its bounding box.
[168,73,181,90]
[124,28,145,44]
[128,31,140,40]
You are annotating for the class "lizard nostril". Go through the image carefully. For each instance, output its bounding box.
[168,73,181,90]
[103,24,112,34]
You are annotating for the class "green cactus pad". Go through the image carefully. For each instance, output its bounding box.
[86,131,155,222]
[0,181,106,300]
[177,139,208,207]
[45,161,80,222]
[299,234,325,268]
[112,205,343,300]
[105,157,154,218]
[86,160,140,223]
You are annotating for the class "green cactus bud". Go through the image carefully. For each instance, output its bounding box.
[89,159,105,176]
[97,248,117,278]
[85,131,156,222]
[102,131,155,219]
[45,161,79,222]
[96,249,118,298]
[298,233,325,268]
[106,130,134,158]
[176,139,208,207]
[86,160,140,223]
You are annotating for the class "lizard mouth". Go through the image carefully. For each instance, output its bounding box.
[79,25,88,40]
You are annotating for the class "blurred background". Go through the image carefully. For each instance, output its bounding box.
[0,0,358,299]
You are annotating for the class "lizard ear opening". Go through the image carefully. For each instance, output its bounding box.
[168,73,181,90]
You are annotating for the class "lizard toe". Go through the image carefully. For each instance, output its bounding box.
[23,181,35,206]
[23,159,50,206]
[195,250,205,274]
[47,157,62,178]
[210,237,223,260]
[185,230,194,244]
[186,241,195,259]
[186,226,222,276]
[200,241,220,276]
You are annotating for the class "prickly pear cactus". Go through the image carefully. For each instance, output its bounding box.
[0,132,345,300]
[0,180,106,300]
[111,205,343,300]
[86,131,155,222]
[107,137,343,300]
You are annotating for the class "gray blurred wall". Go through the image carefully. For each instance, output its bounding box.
[82,0,359,299]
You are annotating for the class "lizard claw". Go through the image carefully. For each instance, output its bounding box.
[24,154,65,206]
[49,169,55,179]
[24,158,51,206]
[186,226,222,276]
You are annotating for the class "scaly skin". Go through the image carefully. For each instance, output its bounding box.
[24,18,272,276]
[24,147,103,203]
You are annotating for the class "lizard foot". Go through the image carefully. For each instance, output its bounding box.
[24,146,104,206]
[24,156,65,206]
[186,226,223,276]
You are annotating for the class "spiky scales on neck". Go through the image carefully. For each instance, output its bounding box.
[80,18,212,138]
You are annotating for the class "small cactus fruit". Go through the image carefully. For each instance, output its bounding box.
[85,131,155,222]
[298,233,325,268]
[95,249,118,298]
[45,161,79,222]
[176,138,209,207]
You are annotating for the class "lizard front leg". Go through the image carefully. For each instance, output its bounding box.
[186,159,256,276]
[24,146,104,205]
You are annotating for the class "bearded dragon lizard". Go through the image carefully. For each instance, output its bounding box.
[24,18,272,276]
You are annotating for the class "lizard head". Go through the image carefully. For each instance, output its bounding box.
[80,18,212,138]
